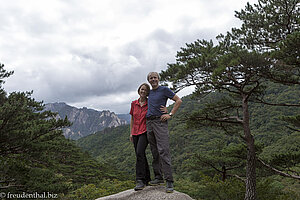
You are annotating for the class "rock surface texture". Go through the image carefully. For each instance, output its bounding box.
[95,186,194,200]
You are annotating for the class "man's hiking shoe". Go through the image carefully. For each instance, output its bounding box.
[148,179,164,186]
[166,181,174,193]
[134,180,146,191]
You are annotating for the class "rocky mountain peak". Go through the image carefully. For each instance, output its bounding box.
[44,102,128,140]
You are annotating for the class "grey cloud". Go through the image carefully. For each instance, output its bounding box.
[118,0,156,17]
[1,0,250,114]
[33,49,145,105]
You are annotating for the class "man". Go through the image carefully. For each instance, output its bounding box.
[146,72,182,193]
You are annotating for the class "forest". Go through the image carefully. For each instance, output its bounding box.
[1,0,299,200]
[77,82,300,200]
[0,66,135,199]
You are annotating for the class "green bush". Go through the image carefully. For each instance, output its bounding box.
[62,179,135,200]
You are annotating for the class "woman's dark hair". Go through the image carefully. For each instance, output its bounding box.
[138,83,150,96]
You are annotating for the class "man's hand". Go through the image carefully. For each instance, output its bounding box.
[160,114,171,121]
[160,105,168,113]
[160,105,170,121]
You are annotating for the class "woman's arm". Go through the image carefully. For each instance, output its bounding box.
[130,115,134,142]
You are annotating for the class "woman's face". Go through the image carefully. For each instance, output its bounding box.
[139,85,148,98]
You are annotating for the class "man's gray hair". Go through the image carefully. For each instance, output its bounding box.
[147,72,160,81]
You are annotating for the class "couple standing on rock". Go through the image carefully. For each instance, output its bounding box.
[129,72,182,193]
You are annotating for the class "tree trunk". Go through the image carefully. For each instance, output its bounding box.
[222,166,226,181]
[242,96,257,200]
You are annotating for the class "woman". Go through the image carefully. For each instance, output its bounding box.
[130,83,151,190]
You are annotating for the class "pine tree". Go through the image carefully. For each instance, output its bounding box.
[160,1,299,199]
[0,63,72,192]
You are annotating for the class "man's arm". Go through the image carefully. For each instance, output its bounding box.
[160,95,182,121]
[170,95,182,115]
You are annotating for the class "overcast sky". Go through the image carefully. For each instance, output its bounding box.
[1,0,256,114]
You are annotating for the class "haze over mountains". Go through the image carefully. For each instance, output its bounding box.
[45,102,130,140]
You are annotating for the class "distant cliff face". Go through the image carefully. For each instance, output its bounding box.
[44,102,128,140]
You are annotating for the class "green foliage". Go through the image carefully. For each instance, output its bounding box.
[231,0,300,85]
[0,63,14,87]
[273,32,300,66]
[77,125,137,177]
[281,114,300,132]
[256,177,300,200]
[260,132,300,171]
[163,32,272,200]
[63,184,103,200]
[3,0,300,199]
[176,175,299,200]
[0,63,131,198]
[232,0,299,50]
[176,175,244,200]
[0,89,74,193]
[174,178,206,200]
[77,84,300,199]
[162,39,219,93]
[62,179,135,200]
[160,1,299,199]
[186,143,246,180]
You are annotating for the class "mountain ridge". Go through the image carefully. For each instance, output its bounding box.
[45,102,129,140]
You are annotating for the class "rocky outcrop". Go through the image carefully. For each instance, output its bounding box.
[95,186,194,200]
[44,102,127,140]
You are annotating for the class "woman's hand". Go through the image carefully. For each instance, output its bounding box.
[130,134,133,142]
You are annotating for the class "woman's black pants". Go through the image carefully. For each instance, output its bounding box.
[132,132,151,184]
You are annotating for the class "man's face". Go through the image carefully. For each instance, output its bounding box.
[148,73,159,88]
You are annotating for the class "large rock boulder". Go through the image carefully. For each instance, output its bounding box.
[95,185,194,200]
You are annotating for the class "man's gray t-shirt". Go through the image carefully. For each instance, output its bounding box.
[146,86,175,117]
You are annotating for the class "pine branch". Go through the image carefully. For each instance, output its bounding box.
[227,174,246,182]
[263,74,300,85]
[258,158,300,180]
[220,116,243,123]
[196,156,223,174]
[285,125,300,132]
[0,184,24,189]
[190,113,243,125]
[254,98,300,107]
[226,163,245,170]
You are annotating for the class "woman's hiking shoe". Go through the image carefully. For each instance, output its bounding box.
[134,180,146,191]
[166,181,174,193]
[148,179,164,186]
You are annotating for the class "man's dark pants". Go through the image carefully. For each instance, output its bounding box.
[132,132,151,184]
[146,118,173,182]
